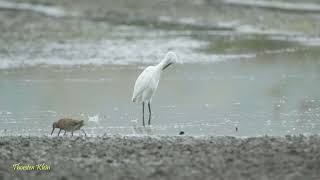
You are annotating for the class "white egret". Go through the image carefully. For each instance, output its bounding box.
[132,51,179,126]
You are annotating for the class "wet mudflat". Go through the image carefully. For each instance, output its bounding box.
[1,135,320,180]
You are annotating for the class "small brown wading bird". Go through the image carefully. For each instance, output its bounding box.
[51,118,86,136]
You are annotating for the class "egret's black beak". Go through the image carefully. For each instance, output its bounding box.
[51,127,55,135]
[162,63,173,71]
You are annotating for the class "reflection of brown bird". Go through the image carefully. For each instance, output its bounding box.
[51,118,86,136]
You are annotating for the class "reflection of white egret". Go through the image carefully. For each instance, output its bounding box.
[132,52,179,126]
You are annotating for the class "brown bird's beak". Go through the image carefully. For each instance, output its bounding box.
[51,127,55,135]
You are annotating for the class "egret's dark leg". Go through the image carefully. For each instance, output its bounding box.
[71,131,74,137]
[64,130,66,136]
[58,129,62,136]
[148,102,151,125]
[142,102,145,126]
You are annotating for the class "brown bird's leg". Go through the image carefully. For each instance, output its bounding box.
[58,129,62,136]
[148,102,151,125]
[81,129,87,137]
[142,102,145,127]
[51,128,55,135]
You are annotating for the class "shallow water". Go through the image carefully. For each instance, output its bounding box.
[0,0,320,136]
[0,55,319,136]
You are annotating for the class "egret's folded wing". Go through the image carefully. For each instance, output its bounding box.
[132,67,152,100]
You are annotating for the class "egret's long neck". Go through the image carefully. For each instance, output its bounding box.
[157,57,170,71]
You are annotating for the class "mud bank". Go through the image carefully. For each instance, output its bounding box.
[0,135,320,180]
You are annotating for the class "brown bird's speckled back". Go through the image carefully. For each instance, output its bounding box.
[56,118,84,131]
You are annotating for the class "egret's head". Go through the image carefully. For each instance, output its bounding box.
[162,51,179,71]
[51,122,58,135]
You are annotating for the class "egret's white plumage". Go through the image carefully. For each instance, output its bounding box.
[132,51,178,126]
